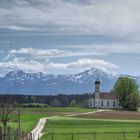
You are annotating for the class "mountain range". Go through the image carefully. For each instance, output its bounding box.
[0,68,140,95]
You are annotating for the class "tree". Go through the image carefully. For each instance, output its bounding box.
[0,96,17,140]
[78,100,89,108]
[69,99,77,107]
[113,77,139,111]
[50,99,62,107]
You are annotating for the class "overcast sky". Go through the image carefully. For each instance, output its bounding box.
[0,0,140,76]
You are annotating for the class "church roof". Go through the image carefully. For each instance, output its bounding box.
[93,92,117,99]
[100,92,117,99]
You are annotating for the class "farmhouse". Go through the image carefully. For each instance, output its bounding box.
[89,79,120,109]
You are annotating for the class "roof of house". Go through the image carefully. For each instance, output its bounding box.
[93,92,117,99]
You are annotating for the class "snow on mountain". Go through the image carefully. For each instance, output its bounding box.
[0,68,138,95]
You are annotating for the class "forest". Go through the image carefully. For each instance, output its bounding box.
[0,93,90,108]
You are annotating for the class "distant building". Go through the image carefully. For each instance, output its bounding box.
[89,78,120,109]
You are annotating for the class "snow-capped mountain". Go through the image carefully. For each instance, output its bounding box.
[0,68,139,95]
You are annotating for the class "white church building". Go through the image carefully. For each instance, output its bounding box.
[89,79,120,109]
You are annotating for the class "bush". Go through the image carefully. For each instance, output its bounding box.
[21,103,48,108]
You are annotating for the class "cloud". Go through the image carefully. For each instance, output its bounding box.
[0,58,46,74]
[0,58,119,75]
[9,47,103,58]
[65,43,140,54]
[47,58,119,72]
[0,0,140,36]
[10,48,70,58]
[2,54,16,60]
[8,42,140,61]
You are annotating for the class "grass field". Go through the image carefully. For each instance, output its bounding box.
[42,116,140,133]
[7,107,95,132]
[20,107,95,114]
[5,107,140,140]
[9,114,47,132]
[41,116,140,140]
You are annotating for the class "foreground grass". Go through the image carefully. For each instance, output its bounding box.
[9,114,47,132]
[43,116,140,133]
[41,116,140,140]
[3,107,140,140]
[6,107,95,132]
[20,107,95,113]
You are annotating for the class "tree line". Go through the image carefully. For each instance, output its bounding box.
[0,93,90,108]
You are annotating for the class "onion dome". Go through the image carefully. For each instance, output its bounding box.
[95,78,100,84]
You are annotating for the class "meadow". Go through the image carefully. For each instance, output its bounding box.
[41,116,140,140]
[5,107,140,140]
[8,107,95,132]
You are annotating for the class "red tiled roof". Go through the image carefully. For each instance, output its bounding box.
[93,92,117,99]
[100,92,117,99]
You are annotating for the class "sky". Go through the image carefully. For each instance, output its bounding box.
[0,0,140,76]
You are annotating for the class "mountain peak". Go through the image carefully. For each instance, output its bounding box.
[4,70,25,78]
[0,68,139,95]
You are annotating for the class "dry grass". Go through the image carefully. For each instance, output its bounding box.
[74,110,140,120]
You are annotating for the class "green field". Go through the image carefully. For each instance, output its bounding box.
[41,116,140,140]
[20,107,95,113]
[43,116,140,133]
[7,107,95,132]
[4,107,140,140]
[9,114,47,132]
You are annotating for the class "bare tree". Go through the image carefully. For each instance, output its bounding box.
[0,95,17,140]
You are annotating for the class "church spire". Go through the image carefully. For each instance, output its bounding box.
[95,77,100,85]
[95,78,100,92]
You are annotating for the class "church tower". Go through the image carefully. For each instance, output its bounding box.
[95,78,100,93]
[94,78,100,108]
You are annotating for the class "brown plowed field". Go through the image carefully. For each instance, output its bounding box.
[75,110,140,120]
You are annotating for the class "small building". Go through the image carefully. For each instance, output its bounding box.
[89,79,120,109]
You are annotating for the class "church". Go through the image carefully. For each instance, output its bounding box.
[89,79,120,109]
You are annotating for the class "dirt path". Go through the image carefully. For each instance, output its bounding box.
[31,117,47,140]
[65,109,105,117]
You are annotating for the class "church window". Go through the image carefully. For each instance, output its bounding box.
[90,101,92,107]
[113,101,115,107]
[107,101,109,107]
[101,101,103,106]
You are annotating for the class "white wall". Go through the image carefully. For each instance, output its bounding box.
[100,99,119,108]
[89,98,120,108]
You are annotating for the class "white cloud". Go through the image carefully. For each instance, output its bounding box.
[65,43,140,54]
[0,58,46,74]
[10,48,70,58]
[0,58,119,75]
[9,47,103,58]
[0,0,140,36]
[3,54,11,60]
[8,42,140,61]
[3,54,16,61]
[47,58,119,72]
